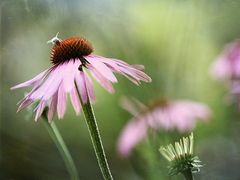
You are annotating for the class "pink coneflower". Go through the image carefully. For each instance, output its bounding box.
[11,33,151,121]
[210,39,240,81]
[117,97,211,157]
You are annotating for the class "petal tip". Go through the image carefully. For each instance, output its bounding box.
[148,77,152,82]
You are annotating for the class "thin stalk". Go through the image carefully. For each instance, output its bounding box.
[42,112,79,180]
[77,93,113,179]
[182,169,194,180]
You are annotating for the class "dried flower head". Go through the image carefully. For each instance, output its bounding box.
[159,133,202,176]
[11,33,151,121]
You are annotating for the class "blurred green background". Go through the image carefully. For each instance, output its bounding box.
[1,0,240,179]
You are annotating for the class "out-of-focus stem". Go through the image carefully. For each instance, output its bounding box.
[42,113,79,180]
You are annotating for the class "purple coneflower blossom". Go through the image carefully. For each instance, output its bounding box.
[117,98,211,157]
[11,33,151,122]
[210,39,240,81]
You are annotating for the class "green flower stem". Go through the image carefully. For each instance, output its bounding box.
[80,97,113,180]
[182,169,194,180]
[42,112,79,180]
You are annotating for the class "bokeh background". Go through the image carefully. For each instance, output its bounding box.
[1,0,240,179]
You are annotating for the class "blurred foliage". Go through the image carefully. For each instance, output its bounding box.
[1,0,240,179]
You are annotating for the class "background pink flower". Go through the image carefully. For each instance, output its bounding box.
[117,97,211,157]
[210,39,240,80]
[210,39,240,106]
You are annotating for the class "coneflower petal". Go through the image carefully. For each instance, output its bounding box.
[62,60,77,92]
[83,70,95,102]
[84,56,118,83]
[87,64,115,93]
[48,92,58,122]
[10,69,49,90]
[95,56,151,82]
[30,66,63,100]
[120,97,140,117]
[75,71,88,103]
[70,86,81,115]
[42,67,65,101]
[17,99,34,112]
[57,83,67,119]
[117,118,147,157]
[35,101,46,121]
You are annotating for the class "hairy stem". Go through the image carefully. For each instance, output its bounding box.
[80,98,113,180]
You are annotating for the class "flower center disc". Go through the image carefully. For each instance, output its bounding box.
[50,37,93,64]
[148,97,169,110]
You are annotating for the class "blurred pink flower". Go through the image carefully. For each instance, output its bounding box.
[210,39,240,80]
[117,98,211,157]
[210,39,240,106]
[11,34,151,122]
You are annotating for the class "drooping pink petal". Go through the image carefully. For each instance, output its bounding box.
[110,65,143,85]
[93,56,122,71]
[87,64,115,93]
[16,68,54,105]
[131,98,148,111]
[70,86,81,115]
[175,101,211,122]
[91,55,152,83]
[48,92,58,122]
[117,65,151,83]
[101,61,141,85]
[119,63,152,82]
[62,60,77,92]
[120,97,140,116]
[30,65,64,100]
[84,55,117,83]
[57,83,67,119]
[109,58,130,66]
[121,73,141,85]
[83,70,96,102]
[10,69,50,90]
[35,101,46,122]
[150,108,173,130]
[210,57,232,80]
[131,64,145,70]
[17,99,34,112]
[75,70,88,104]
[89,55,128,68]
[169,104,195,132]
[188,102,211,121]
[117,118,148,157]
[173,114,195,132]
